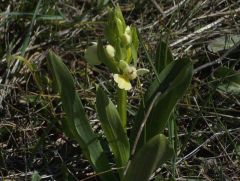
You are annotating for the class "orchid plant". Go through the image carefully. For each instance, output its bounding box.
[84,7,150,129]
[47,5,193,181]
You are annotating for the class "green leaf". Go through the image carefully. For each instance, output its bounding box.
[47,51,116,181]
[96,87,130,177]
[130,26,139,65]
[115,41,127,62]
[104,11,117,46]
[155,38,173,73]
[213,66,240,94]
[114,5,126,31]
[97,39,120,73]
[130,59,193,150]
[31,171,41,181]
[84,44,101,65]
[20,0,42,56]
[104,6,126,47]
[208,34,240,53]
[123,134,173,181]
[136,68,149,76]
[115,16,124,38]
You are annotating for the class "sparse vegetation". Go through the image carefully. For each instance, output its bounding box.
[0,1,240,180]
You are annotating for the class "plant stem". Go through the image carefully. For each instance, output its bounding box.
[117,88,127,130]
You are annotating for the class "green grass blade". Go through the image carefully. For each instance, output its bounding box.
[130,59,193,150]
[96,87,130,177]
[167,114,178,178]
[31,171,41,181]
[137,29,160,82]
[20,0,42,56]
[47,51,116,181]
[123,134,173,181]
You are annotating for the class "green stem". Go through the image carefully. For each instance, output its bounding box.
[117,88,127,130]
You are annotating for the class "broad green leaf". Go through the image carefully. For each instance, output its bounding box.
[96,87,130,177]
[47,51,116,181]
[213,66,240,94]
[130,59,193,150]
[123,134,173,181]
[97,39,120,73]
[208,34,240,53]
[84,44,101,65]
[155,38,173,73]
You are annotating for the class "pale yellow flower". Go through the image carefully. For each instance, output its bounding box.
[113,61,150,90]
[113,74,132,90]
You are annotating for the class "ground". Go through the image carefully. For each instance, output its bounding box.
[0,0,240,180]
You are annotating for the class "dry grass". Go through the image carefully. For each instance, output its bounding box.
[0,0,240,180]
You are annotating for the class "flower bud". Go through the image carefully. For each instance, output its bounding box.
[128,66,137,80]
[119,60,128,71]
[122,26,132,45]
[125,26,131,35]
[105,45,115,58]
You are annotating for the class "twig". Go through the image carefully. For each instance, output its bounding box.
[170,17,225,47]
[150,0,165,18]
[177,127,240,137]
[192,7,240,21]
[164,0,189,17]
[0,172,53,180]
[176,128,239,165]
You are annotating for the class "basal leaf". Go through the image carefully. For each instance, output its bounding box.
[97,87,130,177]
[130,59,193,150]
[47,51,116,181]
[123,134,173,181]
